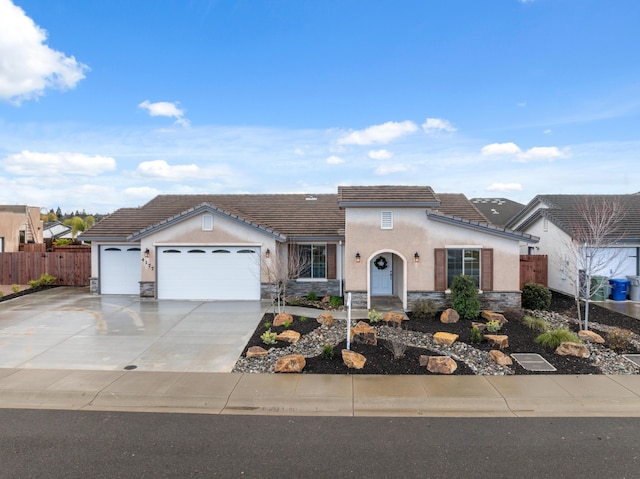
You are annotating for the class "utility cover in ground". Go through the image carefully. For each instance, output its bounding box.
[511,353,557,372]
[622,354,640,367]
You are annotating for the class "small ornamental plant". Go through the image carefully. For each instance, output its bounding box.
[260,329,278,345]
[534,328,580,351]
[263,321,272,329]
[283,320,292,328]
[329,296,343,307]
[451,275,481,320]
[486,320,502,333]
[306,291,318,301]
[368,309,383,323]
[523,315,548,333]
[299,316,307,322]
[470,326,483,344]
[412,299,437,320]
[11,284,20,294]
[321,344,334,359]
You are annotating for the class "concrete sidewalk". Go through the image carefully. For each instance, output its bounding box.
[1,368,640,417]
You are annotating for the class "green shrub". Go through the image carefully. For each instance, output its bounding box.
[534,328,580,351]
[321,344,334,359]
[306,291,318,301]
[299,316,307,322]
[0,291,3,299]
[486,320,502,333]
[283,320,292,328]
[451,275,481,320]
[470,326,483,343]
[329,296,343,307]
[263,321,272,329]
[39,274,56,285]
[28,279,40,289]
[261,329,278,345]
[412,299,437,320]
[521,283,552,311]
[11,284,20,294]
[367,309,383,323]
[523,315,548,332]
[607,328,632,352]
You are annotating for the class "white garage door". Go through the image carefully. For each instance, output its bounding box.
[100,245,141,294]
[157,246,261,300]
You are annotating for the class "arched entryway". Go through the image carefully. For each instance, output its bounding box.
[367,250,407,310]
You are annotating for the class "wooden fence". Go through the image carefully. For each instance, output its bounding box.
[520,254,548,289]
[0,251,91,286]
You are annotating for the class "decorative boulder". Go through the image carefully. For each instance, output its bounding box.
[273,313,293,327]
[342,349,366,369]
[275,354,306,373]
[425,356,457,374]
[578,330,605,344]
[246,346,268,358]
[555,342,590,358]
[317,312,335,326]
[484,334,509,349]
[434,332,459,346]
[440,308,460,324]
[471,321,487,331]
[321,295,331,303]
[382,312,404,325]
[481,311,508,324]
[350,321,377,346]
[489,350,513,366]
[276,330,301,344]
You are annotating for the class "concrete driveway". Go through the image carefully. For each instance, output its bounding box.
[0,287,267,372]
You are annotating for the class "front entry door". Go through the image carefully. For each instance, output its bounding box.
[371,253,393,295]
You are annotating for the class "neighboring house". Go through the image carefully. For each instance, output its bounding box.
[0,205,44,252]
[506,194,640,297]
[81,186,538,311]
[43,222,73,241]
[470,198,524,227]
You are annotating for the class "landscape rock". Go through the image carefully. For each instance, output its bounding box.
[246,346,268,358]
[425,356,457,374]
[382,312,404,325]
[276,330,301,344]
[578,330,605,344]
[273,313,293,327]
[471,322,487,331]
[321,295,331,303]
[489,350,513,366]
[274,354,306,373]
[482,311,508,324]
[440,308,460,324]
[485,334,509,349]
[342,349,366,369]
[316,313,335,326]
[555,341,590,358]
[350,321,377,345]
[434,332,459,346]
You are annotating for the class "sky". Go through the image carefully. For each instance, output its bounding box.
[1,0,639,215]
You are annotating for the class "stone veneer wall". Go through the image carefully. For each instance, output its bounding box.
[139,281,155,298]
[407,291,521,312]
[89,277,99,294]
[261,280,342,300]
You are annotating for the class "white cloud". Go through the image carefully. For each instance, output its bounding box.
[294,148,306,156]
[135,160,200,180]
[0,0,89,103]
[374,164,408,175]
[326,155,344,165]
[2,150,116,175]
[487,183,522,192]
[368,149,392,160]
[481,142,522,156]
[517,146,569,162]
[124,186,160,199]
[338,120,418,145]
[138,100,190,127]
[543,129,552,135]
[422,118,457,136]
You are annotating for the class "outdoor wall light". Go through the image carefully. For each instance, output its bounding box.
[265,248,271,259]
[414,252,420,263]
[144,248,150,258]
[355,252,361,263]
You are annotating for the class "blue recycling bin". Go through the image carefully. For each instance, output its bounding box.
[609,279,630,301]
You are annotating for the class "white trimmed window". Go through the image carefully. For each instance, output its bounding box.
[381,211,393,229]
[202,214,213,231]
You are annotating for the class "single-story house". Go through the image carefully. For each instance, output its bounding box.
[0,205,44,252]
[81,186,538,311]
[506,194,640,297]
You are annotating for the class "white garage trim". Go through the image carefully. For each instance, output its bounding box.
[100,245,141,294]
[156,245,261,300]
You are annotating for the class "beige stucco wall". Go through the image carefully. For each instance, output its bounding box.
[0,208,44,252]
[343,207,522,294]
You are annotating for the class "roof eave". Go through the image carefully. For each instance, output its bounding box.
[338,201,441,208]
[426,211,539,243]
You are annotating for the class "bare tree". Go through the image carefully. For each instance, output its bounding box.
[261,243,313,314]
[563,196,627,330]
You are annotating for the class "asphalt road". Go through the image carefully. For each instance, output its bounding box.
[1,410,639,478]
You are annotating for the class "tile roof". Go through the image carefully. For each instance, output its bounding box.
[82,187,504,241]
[470,197,525,226]
[510,194,640,241]
[338,185,439,206]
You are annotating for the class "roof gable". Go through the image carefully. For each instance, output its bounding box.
[426,210,539,243]
[338,185,440,207]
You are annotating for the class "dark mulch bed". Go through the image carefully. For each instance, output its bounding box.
[0,285,59,303]
[243,292,640,375]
